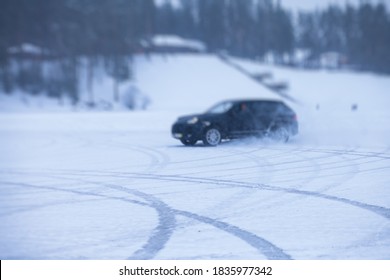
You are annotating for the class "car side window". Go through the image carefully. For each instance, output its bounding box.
[231,101,290,117]
[250,102,267,115]
[251,102,287,116]
[231,102,251,114]
[230,103,241,115]
[248,103,259,114]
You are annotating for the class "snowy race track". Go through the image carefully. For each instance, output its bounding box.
[1,55,390,259]
[0,111,389,260]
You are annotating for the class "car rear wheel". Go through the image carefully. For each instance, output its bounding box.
[270,127,290,142]
[203,127,222,146]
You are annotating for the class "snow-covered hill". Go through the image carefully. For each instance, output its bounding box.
[134,54,279,113]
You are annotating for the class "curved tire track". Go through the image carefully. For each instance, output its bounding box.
[1,179,292,260]
[2,169,390,220]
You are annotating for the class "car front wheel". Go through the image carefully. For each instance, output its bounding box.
[203,127,222,146]
[180,138,197,146]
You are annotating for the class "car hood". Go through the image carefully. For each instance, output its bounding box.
[177,114,200,123]
[176,113,220,123]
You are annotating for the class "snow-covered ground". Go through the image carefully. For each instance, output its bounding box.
[0,54,389,259]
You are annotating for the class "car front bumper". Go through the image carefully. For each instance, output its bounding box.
[171,122,204,141]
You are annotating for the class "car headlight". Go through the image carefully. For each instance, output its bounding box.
[187,117,199,124]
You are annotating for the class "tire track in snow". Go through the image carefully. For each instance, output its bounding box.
[264,145,390,160]
[264,146,361,193]
[2,144,389,259]
[33,170,390,220]
[126,145,171,174]
[174,209,291,260]
[172,145,362,179]
[65,178,292,259]
[69,131,171,174]
[101,184,177,260]
[0,180,176,260]
[105,183,291,260]
[1,179,292,260]
[0,197,104,218]
[251,145,389,176]
[229,146,389,202]
[270,146,390,202]
[170,146,275,183]
[166,146,301,176]
[2,168,390,220]
[196,147,276,216]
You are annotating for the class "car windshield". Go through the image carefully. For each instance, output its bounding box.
[206,101,234,114]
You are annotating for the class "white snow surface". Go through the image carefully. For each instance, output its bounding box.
[154,0,390,12]
[279,0,390,12]
[0,54,389,260]
[8,43,45,55]
[150,35,206,52]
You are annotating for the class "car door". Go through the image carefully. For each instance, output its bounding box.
[251,102,274,134]
[227,102,256,137]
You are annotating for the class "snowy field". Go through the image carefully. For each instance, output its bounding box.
[0,54,389,259]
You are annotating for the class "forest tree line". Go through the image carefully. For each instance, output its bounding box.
[0,0,389,103]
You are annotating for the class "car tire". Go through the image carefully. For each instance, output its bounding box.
[203,127,222,146]
[270,127,290,142]
[180,139,197,146]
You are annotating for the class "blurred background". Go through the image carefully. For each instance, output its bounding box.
[0,0,389,111]
[1,1,390,260]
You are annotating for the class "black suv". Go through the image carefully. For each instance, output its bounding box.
[172,99,298,146]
